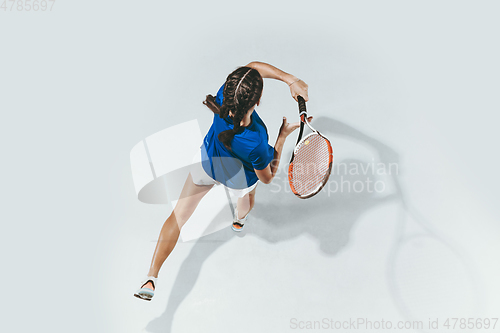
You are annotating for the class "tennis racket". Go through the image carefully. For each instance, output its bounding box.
[388,202,482,329]
[288,96,334,199]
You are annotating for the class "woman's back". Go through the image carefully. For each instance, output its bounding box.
[202,83,274,189]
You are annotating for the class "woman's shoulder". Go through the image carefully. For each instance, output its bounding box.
[249,111,269,138]
[216,83,225,106]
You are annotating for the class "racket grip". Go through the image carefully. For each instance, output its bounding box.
[297,95,307,119]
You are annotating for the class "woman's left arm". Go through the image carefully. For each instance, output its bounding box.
[246,61,309,102]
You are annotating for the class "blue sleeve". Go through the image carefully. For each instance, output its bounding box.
[215,83,225,106]
[249,141,275,170]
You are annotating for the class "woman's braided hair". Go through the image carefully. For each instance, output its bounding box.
[203,66,263,150]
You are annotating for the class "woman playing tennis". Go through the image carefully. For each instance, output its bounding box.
[134,61,310,301]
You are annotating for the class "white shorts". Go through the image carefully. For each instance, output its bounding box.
[190,149,258,199]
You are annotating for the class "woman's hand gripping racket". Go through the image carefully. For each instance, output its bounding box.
[288,96,334,199]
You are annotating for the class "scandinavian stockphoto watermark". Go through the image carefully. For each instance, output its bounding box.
[271,159,399,196]
[290,317,499,330]
[1,0,56,11]
[290,317,424,330]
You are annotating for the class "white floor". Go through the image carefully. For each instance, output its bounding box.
[1,1,499,332]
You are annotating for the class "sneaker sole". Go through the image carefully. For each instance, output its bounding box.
[134,293,152,301]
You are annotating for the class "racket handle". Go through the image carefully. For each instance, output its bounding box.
[297,95,307,120]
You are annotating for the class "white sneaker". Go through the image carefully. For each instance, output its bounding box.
[231,208,249,232]
[133,276,157,301]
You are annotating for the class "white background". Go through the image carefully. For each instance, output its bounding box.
[1,1,499,332]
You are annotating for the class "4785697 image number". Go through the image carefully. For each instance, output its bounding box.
[441,318,498,330]
[1,0,56,11]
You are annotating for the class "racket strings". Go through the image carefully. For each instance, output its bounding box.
[289,134,332,196]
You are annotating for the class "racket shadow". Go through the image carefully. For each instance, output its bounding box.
[387,204,485,331]
[145,116,483,333]
[312,118,484,327]
[250,157,396,254]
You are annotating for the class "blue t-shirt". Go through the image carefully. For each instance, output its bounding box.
[201,83,275,189]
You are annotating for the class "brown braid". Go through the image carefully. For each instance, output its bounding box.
[203,66,263,150]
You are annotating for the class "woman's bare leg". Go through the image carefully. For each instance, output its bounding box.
[145,173,214,284]
[236,187,256,220]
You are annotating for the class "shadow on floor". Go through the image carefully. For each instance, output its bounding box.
[145,116,481,332]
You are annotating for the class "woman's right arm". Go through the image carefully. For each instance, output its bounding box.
[246,61,309,102]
